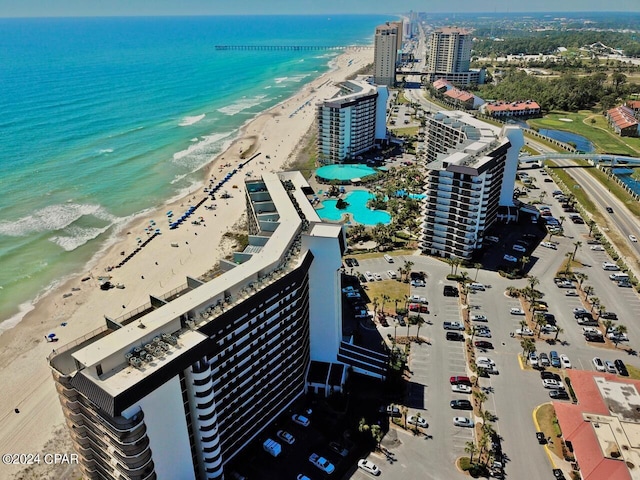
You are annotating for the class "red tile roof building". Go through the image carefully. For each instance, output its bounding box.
[553,370,640,480]
[482,100,541,118]
[606,105,639,137]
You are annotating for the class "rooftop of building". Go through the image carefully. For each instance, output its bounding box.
[426,111,507,173]
[485,100,541,112]
[317,80,380,109]
[554,370,640,480]
[607,105,638,130]
[50,171,326,403]
[443,88,474,103]
[433,27,471,35]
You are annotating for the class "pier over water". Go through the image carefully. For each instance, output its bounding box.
[214,45,372,51]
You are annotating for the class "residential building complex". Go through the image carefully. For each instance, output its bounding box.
[374,22,401,87]
[606,105,639,137]
[48,171,385,480]
[481,100,541,118]
[316,80,388,164]
[425,28,485,85]
[420,111,524,259]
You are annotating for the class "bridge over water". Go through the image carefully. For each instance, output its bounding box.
[519,153,640,167]
[215,45,372,51]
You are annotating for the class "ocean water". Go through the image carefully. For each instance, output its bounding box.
[0,15,388,327]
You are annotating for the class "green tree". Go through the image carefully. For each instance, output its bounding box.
[613,325,628,348]
[465,441,478,464]
[554,326,564,342]
[403,260,414,283]
[572,241,583,261]
[474,263,483,281]
[521,338,536,362]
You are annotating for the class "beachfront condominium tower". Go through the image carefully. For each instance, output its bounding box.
[374,21,401,87]
[426,28,484,85]
[316,80,389,164]
[421,111,524,259]
[48,171,387,480]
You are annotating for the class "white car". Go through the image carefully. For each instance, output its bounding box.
[582,327,603,337]
[542,379,564,390]
[593,357,606,372]
[471,314,488,322]
[573,307,588,315]
[365,271,375,282]
[503,254,518,262]
[604,360,617,374]
[510,307,525,315]
[453,417,475,428]
[540,325,558,334]
[517,328,534,336]
[407,415,428,428]
[475,328,492,338]
[373,273,383,281]
[512,244,527,252]
[630,235,638,243]
[607,331,629,342]
[529,352,539,366]
[560,354,572,369]
[590,245,605,251]
[357,459,380,476]
[451,384,472,394]
[476,356,495,367]
[309,453,335,474]
[565,290,578,296]
[292,414,310,427]
[541,241,557,249]
[387,270,397,279]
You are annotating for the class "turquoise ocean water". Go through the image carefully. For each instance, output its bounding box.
[0,15,388,327]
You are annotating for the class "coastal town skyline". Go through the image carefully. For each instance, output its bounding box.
[0,0,637,18]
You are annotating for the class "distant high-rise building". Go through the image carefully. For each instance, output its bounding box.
[316,80,388,164]
[420,111,523,259]
[374,22,401,87]
[426,28,484,85]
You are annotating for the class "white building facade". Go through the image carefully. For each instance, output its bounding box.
[374,22,399,87]
[421,111,523,259]
[316,80,388,164]
[426,27,485,85]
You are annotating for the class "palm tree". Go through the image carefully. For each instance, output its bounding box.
[602,319,614,336]
[534,312,547,337]
[575,272,588,288]
[572,241,583,261]
[506,286,520,298]
[453,258,462,276]
[474,390,488,411]
[372,297,379,317]
[520,256,530,272]
[613,325,628,348]
[401,405,408,429]
[478,432,490,459]
[527,275,540,291]
[479,409,493,427]
[584,285,595,297]
[381,294,390,314]
[473,263,483,281]
[589,297,600,313]
[519,319,528,332]
[564,251,574,275]
[403,260,414,283]
[464,441,477,464]
[588,220,596,237]
[521,338,536,361]
[559,215,566,226]
[554,326,564,342]
[413,315,425,342]
[445,257,457,275]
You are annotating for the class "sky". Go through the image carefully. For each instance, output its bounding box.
[0,0,638,18]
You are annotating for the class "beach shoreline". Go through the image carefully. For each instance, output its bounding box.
[0,46,373,479]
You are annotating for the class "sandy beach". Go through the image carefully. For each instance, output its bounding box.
[0,46,372,479]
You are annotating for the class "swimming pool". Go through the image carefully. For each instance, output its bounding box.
[316,164,377,181]
[318,190,391,225]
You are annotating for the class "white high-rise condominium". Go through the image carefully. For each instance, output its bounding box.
[426,28,484,85]
[421,111,524,259]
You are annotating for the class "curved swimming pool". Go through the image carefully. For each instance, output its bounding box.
[316,164,377,181]
[318,190,391,225]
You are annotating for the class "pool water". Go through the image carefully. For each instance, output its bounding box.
[316,164,377,181]
[318,190,391,225]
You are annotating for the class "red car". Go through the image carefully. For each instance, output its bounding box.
[409,303,420,311]
[420,305,429,313]
[449,376,471,385]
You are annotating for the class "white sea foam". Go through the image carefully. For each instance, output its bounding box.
[179,113,206,126]
[49,225,112,252]
[190,137,199,142]
[172,131,234,165]
[217,95,267,115]
[99,148,114,154]
[0,203,117,237]
[274,77,289,84]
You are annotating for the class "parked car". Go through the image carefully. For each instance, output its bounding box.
[565,290,578,296]
[474,340,493,349]
[512,244,527,252]
[471,314,488,322]
[590,245,605,251]
[503,254,518,262]
[543,379,564,390]
[309,453,335,474]
[593,357,605,372]
[329,441,349,457]
[601,312,618,320]
[539,353,550,367]
[529,352,539,367]
[475,327,492,338]
[443,321,464,331]
[386,270,397,279]
[357,459,380,476]
[450,399,473,410]
[510,307,525,315]
[379,405,401,417]
[453,417,475,428]
[516,328,534,336]
[450,375,471,385]
[560,354,572,369]
[549,390,570,400]
[536,432,547,444]
[446,331,464,341]
[541,241,557,249]
[550,351,561,368]
[443,285,459,297]
[451,383,472,394]
[292,414,310,427]
[604,360,617,374]
[277,430,295,445]
[615,359,629,376]
[407,415,428,428]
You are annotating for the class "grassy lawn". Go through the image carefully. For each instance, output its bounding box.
[528,111,640,156]
[364,279,410,314]
[626,364,640,381]
[349,249,416,260]
[535,404,565,459]
[391,126,419,137]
